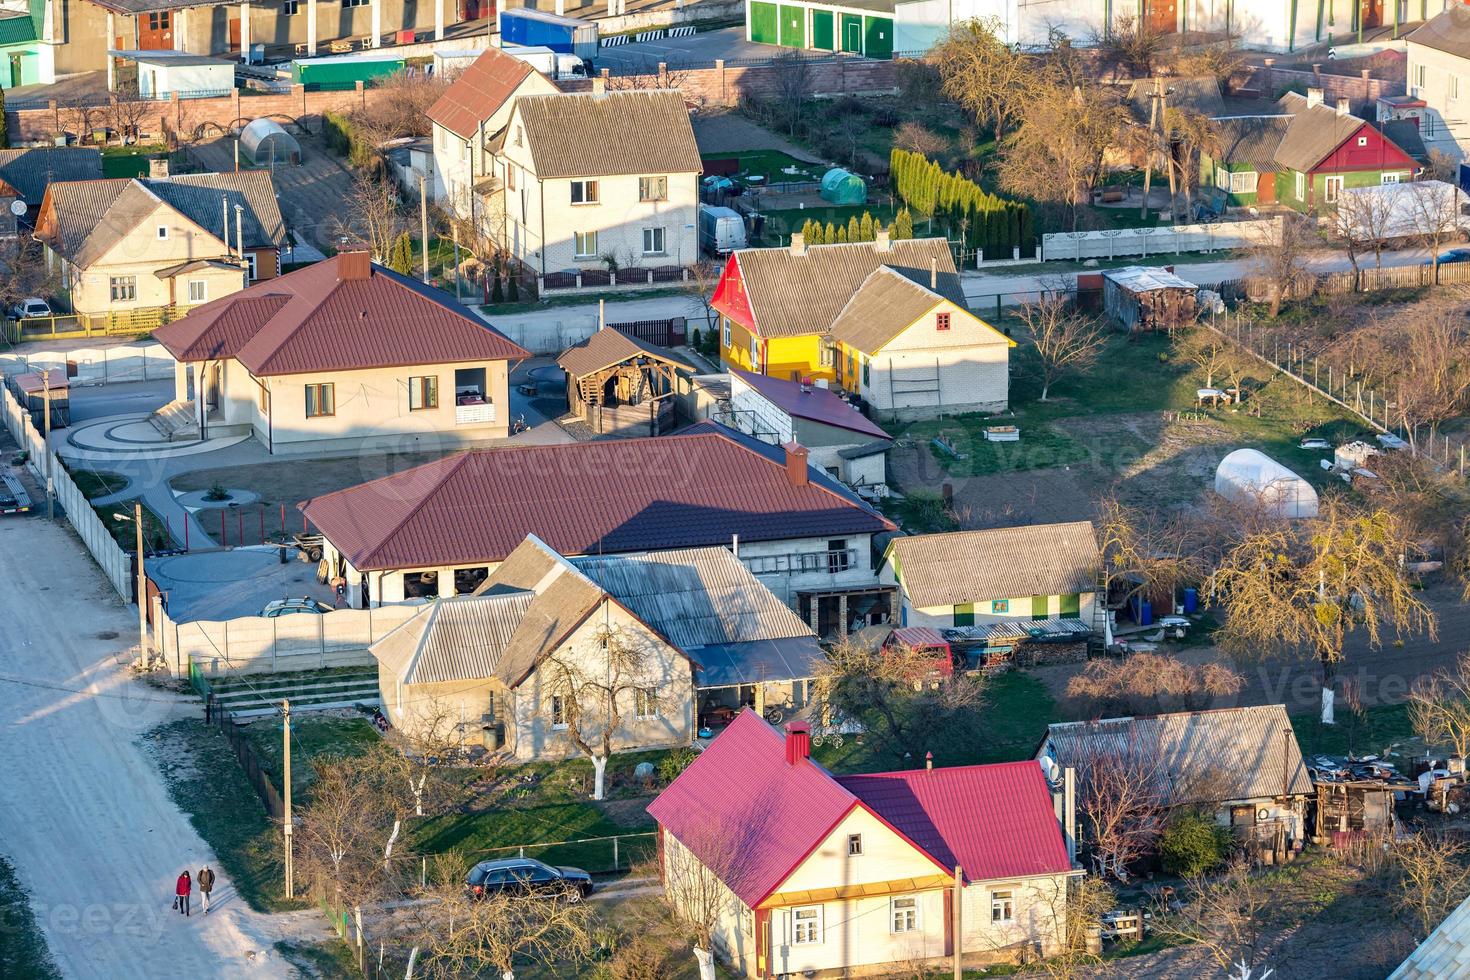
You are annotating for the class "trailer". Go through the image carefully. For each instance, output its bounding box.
[0,471,31,515]
[497,8,598,60]
[500,44,587,79]
[289,52,408,89]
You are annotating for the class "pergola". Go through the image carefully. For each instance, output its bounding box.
[556,327,686,437]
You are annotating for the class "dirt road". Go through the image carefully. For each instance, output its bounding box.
[0,513,308,977]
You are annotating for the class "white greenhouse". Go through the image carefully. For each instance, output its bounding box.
[239,118,301,167]
[1214,448,1319,519]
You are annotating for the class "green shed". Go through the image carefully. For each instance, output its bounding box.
[290,53,406,89]
[820,167,867,205]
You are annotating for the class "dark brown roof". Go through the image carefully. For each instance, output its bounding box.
[153,254,528,374]
[1211,115,1291,172]
[556,327,688,377]
[299,427,894,571]
[1407,6,1470,61]
[427,47,538,141]
[513,91,701,179]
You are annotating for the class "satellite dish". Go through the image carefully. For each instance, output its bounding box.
[10,200,26,217]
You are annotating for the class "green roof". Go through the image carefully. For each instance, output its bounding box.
[0,0,44,47]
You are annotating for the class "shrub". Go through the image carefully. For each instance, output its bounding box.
[658,747,698,784]
[1160,811,1232,877]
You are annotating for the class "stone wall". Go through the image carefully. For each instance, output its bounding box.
[1227,60,1406,114]
[579,56,901,105]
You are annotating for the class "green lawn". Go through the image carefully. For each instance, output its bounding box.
[412,802,655,875]
[101,144,168,178]
[65,467,127,500]
[92,498,170,552]
[0,857,60,980]
[702,149,823,184]
[1291,702,1417,759]
[239,714,381,800]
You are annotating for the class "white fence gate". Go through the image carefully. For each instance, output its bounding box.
[1041,217,1282,262]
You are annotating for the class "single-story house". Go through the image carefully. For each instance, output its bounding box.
[725,368,891,490]
[151,251,529,452]
[1101,266,1199,332]
[1038,705,1314,860]
[650,710,1078,977]
[556,327,689,437]
[118,50,234,98]
[880,521,1101,630]
[300,420,897,632]
[0,147,102,213]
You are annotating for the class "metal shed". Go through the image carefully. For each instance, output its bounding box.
[239,118,301,167]
[1102,265,1199,331]
[819,167,867,205]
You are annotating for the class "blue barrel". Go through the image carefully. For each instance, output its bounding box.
[1139,599,1154,627]
[1183,588,1199,614]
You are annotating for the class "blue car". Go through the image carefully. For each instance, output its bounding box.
[1425,248,1470,265]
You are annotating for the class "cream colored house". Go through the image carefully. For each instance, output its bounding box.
[151,251,528,452]
[1406,8,1470,163]
[649,712,1079,976]
[496,86,702,276]
[34,170,285,320]
[881,522,1101,630]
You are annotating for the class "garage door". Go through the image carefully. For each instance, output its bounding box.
[779,4,806,47]
[749,1,778,44]
[840,13,862,52]
[811,8,834,49]
[863,15,891,58]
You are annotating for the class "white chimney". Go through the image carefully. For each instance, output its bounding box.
[930,257,937,290]
[874,228,892,252]
[591,76,606,96]
[1335,97,1351,115]
[789,232,806,256]
[1306,86,1324,108]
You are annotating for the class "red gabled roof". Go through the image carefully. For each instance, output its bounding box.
[427,47,538,141]
[153,254,529,375]
[838,763,1072,882]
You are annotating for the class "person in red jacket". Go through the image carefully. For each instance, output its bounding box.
[175,870,192,917]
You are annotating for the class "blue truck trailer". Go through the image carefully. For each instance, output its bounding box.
[497,8,599,61]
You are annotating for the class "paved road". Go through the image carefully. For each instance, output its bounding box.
[0,512,311,977]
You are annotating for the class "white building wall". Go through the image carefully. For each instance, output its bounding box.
[1408,39,1470,163]
[855,301,1010,419]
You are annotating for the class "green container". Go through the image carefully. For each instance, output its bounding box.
[290,55,406,88]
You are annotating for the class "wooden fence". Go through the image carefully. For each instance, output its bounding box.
[2,305,185,344]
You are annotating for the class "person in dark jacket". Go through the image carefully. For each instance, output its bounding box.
[175,870,192,916]
[198,866,216,914]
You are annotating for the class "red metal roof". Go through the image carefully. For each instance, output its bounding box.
[646,710,858,907]
[731,368,889,440]
[426,47,537,141]
[153,254,529,375]
[837,762,1072,882]
[300,428,893,571]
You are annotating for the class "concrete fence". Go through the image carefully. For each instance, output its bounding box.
[0,382,132,599]
[0,342,174,386]
[1040,217,1282,262]
[159,602,421,677]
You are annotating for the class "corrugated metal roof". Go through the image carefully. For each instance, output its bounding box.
[427,47,538,141]
[691,636,825,688]
[1390,891,1470,979]
[154,254,529,374]
[1406,5,1470,61]
[827,266,948,354]
[1210,115,1291,173]
[1041,705,1313,805]
[731,368,889,440]
[1126,76,1224,119]
[839,761,1072,882]
[1102,266,1198,292]
[887,522,1100,608]
[301,427,893,572]
[721,237,963,340]
[0,147,101,205]
[371,590,535,685]
[514,90,701,179]
[556,327,687,378]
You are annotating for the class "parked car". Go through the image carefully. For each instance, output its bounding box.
[1426,248,1470,266]
[259,597,333,618]
[10,298,51,320]
[465,858,593,900]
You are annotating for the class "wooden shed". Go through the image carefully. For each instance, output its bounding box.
[556,328,686,437]
[1102,266,1199,332]
[8,368,68,429]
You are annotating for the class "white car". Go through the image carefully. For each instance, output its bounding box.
[10,298,51,320]
[260,597,333,618]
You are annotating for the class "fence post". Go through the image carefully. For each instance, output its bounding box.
[613,836,619,870]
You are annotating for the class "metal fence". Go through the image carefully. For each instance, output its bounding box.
[205,692,285,818]
[608,317,686,347]
[1040,217,1283,261]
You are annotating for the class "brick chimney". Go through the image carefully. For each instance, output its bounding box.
[788,232,806,256]
[148,157,170,179]
[591,75,606,96]
[1335,97,1352,115]
[782,442,809,487]
[785,720,811,765]
[874,228,892,252]
[338,250,371,281]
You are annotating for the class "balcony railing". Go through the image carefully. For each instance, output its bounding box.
[742,549,856,576]
[455,401,496,425]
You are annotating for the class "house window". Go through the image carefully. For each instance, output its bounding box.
[244,252,259,281]
[147,11,170,29]
[936,312,951,331]
[1453,76,1461,101]
[1060,592,1081,616]
[642,226,666,255]
[791,906,822,944]
[991,890,1015,924]
[514,125,523,147]
[343,0,368,8]
[551,695,568,730]
[1324,175,1344,204]
[187,280,208,303]
[305,383,335,418]
[570,180,599,205]
[861,357,869,387]
[634,687,658,719]
[847,834,863,856]
[722,318,731,349]
[1229,171,1258,194]
[750,336,760,369]
[741,908,754,935]
[258,383,268,414]
[827,539,850,573]
[506,164,516,192]
[819,343,834,367]
[891,897,918,933]
[156,225,169,240]
[1382,172,1402,184]
[991,599,1010,614]
[408,375,439,411]
[639,175,668,202]
[109,276,136,302]
[574,231,598,259]
[953,602,975,627]
[1295,172,1306,201]
[283,0,298,13]
[1414,64,1426,90]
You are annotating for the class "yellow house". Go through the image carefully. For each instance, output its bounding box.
[34,171,286,321]
[711,231,964,385]
[649,712,1079,977]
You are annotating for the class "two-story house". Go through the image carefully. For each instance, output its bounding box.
[1406,7,1470,163]
[150,251,529,450]
[300,420,896,634]
[495,85,701,276]
[34,170,286,321]
[650,711,1079,977]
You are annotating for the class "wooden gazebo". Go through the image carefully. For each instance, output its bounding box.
[557,328,687,436]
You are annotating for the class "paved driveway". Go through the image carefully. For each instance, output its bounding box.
[147,547,340,623]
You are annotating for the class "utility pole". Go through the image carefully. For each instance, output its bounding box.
[283,698,294,898]
[41,369,53,520]
[133,501,147,668]
[419,172,430,284]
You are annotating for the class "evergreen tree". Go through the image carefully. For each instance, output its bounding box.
[508,273,519,302]
[836,226,848,244]
[859,212,875,242]
[824,221,837,243]
[490,257,505,303]
[388,232,413,275]
[1019,203,1036,252]
[0,87,9,150]
[893,208,914,240]
[846,215,860,242]
[1007,204,1022,254]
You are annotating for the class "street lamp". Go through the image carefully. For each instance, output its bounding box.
[112,502,149,669]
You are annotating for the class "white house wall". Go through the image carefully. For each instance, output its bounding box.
[898,592,1097,628]
[1408,39,1470,163]
[854,302,1010,418]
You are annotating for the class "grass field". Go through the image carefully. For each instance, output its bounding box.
[0,856,60,980]
[64,467,127,500]
[92,498,171,552]
[239,714,381,800]
[702,149,823,184]
[101,144,168,178]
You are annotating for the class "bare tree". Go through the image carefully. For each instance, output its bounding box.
[1393,831,1470,940]
[769,49,813,138]
[106,91,152,145]
[661,825,741,980]
[1174,326,1234,390]
[1334,182,1400,282]
[1163,107,1220,221]
[296,754,398,910]
[1212,499,1438,724]
[1408,652,1470,761]
[1153,860,1270,972]
[334,171,405,261]
[998,84,1127,231]
[1408,179,1468,283]
[1067,652,1245,716]
[1072,735,1170,879]
[1016,286,1107,400]
[1097,497,1213,614]
[930,17,1033,143]
[1247,213,1317,317]
[1032,876,1114,980]
[893,121,948,159]
[683,259,723,342]
[346,70,451,148]
[1092,13,1165,78]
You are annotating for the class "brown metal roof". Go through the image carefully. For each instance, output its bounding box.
[513,90,701,179]
[556,327,689,378]
[732,238,964,339]
[300,428,894,572]
[153,253,529,374]
[886,520,1100,608]
[1406,5,1470,61]
[427,47,538,141]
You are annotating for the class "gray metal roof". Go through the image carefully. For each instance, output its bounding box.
[1040,705,1313,805]
[370,591,536,685]
[693,636,826,688]
[513,90,701,179]
[1210,115,1291,173]
[886,521,1100,608]
[0,147,101,205]
[1406,5,1470,61]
